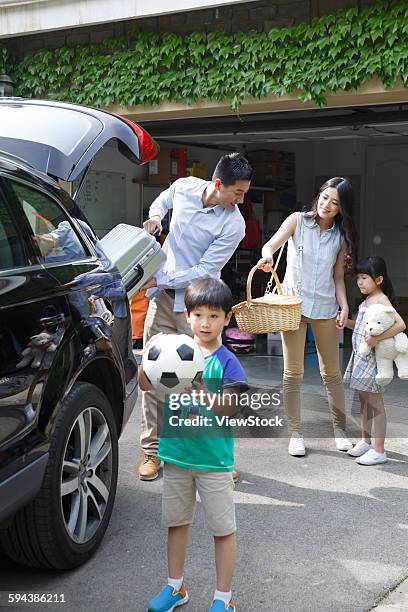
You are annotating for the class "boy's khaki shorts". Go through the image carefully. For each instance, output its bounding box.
[162,462,236,537]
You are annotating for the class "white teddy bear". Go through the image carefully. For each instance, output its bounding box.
[358,303,408,386]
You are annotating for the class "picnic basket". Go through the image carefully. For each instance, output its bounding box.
[232,265,302,333]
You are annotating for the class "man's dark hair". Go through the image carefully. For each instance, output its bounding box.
[212,153,253,187]
[184,278,233,315]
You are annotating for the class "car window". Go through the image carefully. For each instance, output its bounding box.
[0,198,27,271]
[0,106,101,155]
[10,181,91,264]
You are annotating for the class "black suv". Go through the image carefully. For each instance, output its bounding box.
[0,100,158,569]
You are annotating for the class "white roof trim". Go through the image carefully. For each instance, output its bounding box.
[0,0,257,38]
[0,0,50,7]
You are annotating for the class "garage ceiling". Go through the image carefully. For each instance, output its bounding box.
[141,103,408,147]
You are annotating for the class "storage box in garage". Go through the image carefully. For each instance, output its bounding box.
[255,162,295,186]
[264,190,297,210]
[188,161,208,179]
[148,148,178,184]
[247,149,295,164]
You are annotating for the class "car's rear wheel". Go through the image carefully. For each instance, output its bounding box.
[0,382,119,569]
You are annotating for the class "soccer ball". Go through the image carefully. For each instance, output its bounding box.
[142,334,205,397]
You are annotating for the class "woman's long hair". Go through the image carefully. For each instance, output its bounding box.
[356,256,397,308]
[308,177,358,273]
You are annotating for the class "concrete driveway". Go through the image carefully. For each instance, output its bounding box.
[1,353,408,612]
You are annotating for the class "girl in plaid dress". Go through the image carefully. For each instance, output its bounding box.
[344,256,406,465]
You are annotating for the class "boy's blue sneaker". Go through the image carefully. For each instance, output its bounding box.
[209,599,236,611]
[146,583,189,612]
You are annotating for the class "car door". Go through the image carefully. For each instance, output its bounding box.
[0,176,73,481]
[0,174,115,480]
[12,175,134,364]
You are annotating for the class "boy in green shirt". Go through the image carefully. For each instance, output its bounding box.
[140,278,248,612]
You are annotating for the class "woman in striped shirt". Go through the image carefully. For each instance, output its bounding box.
[258,177,358,457]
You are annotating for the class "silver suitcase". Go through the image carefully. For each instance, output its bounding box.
[100,224,166,298]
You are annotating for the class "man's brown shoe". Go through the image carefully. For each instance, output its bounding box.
[232,468,238,483]
[139,454,161,480]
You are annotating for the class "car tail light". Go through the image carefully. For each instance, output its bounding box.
[117,116,159,164]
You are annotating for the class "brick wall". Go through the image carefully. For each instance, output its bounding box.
[4,0,378,59]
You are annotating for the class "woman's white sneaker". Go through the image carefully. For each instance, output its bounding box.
[288,433,306,456]
[356,448,387,465]
[334,429,353,451]
[347,440,372,457]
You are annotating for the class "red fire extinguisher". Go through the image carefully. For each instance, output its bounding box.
[172,147,187,178]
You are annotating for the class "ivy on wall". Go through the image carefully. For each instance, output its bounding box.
[1,0,407,111]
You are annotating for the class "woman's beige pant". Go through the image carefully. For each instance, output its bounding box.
[281,316,346,434]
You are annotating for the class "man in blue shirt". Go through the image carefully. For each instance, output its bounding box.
[139,153,253,480]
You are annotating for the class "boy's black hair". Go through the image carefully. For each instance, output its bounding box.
[356,255,398,308]
[184,277,233,315]
[212,153,253,187]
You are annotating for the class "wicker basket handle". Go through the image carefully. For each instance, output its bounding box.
[246,265,283,302]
